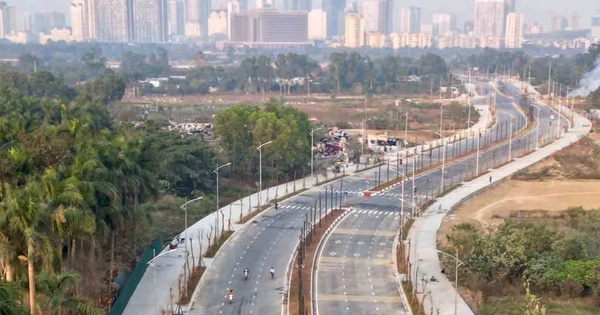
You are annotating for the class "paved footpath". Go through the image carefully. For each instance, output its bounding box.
[406,106,591,314]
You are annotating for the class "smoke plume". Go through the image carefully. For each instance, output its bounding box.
[573,56,600,97]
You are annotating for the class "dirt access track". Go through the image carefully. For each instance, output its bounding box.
[439,180,600,233]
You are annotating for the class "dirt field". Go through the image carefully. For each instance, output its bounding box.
[438,180,600,241]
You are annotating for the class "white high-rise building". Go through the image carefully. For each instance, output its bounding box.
[308,9,326,39]
[432,12,455,35]
[0,2,16,38]
[70,0,86,41]
[474,0,505,39]
[504,12,523,48]
[207,10,227,37]
[344,12,364,47]
[360,0,379,32]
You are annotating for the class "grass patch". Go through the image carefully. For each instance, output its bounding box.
[480,295,597,315]
[178,265,206,305]
[204,230,234,258]
[401,281,426,315]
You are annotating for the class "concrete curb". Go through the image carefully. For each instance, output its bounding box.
[310,207,353,315]
[392,230,413,315]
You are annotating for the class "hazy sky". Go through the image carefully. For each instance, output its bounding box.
[8,0,600,29]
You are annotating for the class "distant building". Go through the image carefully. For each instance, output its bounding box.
[208,10,227,37]
[399,7,420,33]
[168,0,185,37]
[130,0,168,43]
[5,31,27,43]
[420,23,433,35]
[184,0,210,38]
[39,28,72,44]
[504,12,523,48]
[95,0,129,42]
[228,9,309,47]
[432,12,455,35]
[344,12,365,48]
[359,0,380,32]
[227,1,239,39]
[473,0,504,41]
[323,0,345,37]
[308,9,327,40]
[390,32,431,49]
[366,31,385,48]
[592,16,600,28]
[70,1,85,41]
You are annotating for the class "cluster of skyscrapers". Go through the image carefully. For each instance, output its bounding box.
[0,0,598,50]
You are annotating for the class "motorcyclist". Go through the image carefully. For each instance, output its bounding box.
[270,267,275,279]
[243,268,249,280]
[227,289,234,302]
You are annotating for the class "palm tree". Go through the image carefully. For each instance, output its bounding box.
[0,280,28,315]
[1,182,54,314]
[36,271,101,315]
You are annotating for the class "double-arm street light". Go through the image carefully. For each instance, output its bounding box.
[257,141,273,208]
[436,249,465,315]
[310,127,324,181]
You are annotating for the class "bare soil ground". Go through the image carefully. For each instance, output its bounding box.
[439,180,600,239]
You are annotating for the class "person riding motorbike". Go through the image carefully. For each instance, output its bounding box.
[270,267,275,279]
[243,268,249,280]
[227,289,234,303]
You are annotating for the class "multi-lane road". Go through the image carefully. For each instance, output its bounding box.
[191,81,565,315]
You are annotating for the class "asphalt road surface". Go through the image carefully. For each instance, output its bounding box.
[191,81,560,315]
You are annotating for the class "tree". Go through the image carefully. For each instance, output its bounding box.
[36,271,101,315]
[0,280,28,315]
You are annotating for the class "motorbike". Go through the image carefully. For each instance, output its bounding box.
[243,270,249,281]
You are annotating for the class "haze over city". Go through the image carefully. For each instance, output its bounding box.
[9,0,600,28]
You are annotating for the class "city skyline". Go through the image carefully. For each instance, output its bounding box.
[5,0,600,29]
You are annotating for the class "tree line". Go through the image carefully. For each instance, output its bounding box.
[0,69,218,314]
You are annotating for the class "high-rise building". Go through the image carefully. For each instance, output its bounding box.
[168,0,184,36]
[464,21,474,34]
[360,0,380,32]
[323,0,344,37]
[592,16,600,27]
[504,0,515,14]
[130,0,167,43]
[378,0,394,34]
[208,10,227,37]
[227,1,239,39]
[33,12,67,33]
[344,12,364,47]
[473,0,505,39]
[432,12,455,35]
[229,9,308,44]
[399,7,420,33]
[95,0,129,42]
[569,13,581,30]
[389,0,403,33]
[308,9,326,39]
[504,12,522,48]
[0,2,12,37]
[70,1,85,41]
[6,5,16,34]
[184,0,210,38]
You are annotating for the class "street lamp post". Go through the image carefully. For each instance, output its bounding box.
[403,109,417,151]
[437,249,465,315]
[180,196,205,253]
[257,141,273,208]
[434,132,446,194]
[213,162,232,212]
[476,129,481,176]
[361,117,373,165]
[310,127,324,182]
[411,152,420,215]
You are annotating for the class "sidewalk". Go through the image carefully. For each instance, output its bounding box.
[406,105,591,314]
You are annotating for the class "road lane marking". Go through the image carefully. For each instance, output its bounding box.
[332,229,395,236]
[318,257,391,265]
[318,294,401,303]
